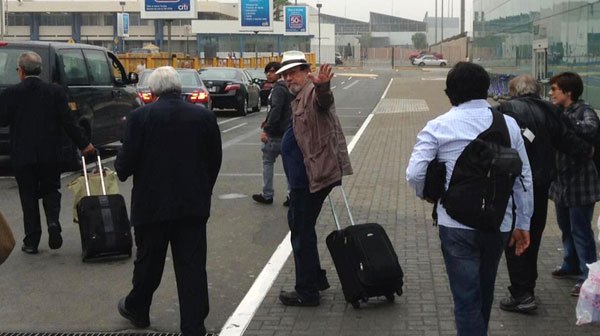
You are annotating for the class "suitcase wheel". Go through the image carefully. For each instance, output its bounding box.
[385,294,395,302]
[396,289,403,297]
[351,301,360,309]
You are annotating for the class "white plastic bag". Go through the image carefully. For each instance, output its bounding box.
[576,261,600,325]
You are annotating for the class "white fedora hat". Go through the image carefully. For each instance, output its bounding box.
[276,50,308,74]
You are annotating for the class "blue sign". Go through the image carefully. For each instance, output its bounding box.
[145,0,191,12]
[240,0,272,31]
[285,6,307,34]
[122,13,129,36]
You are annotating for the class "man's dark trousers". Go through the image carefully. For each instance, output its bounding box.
[125,216,209,336]
[14,163,62,248]
[505,183,548,298]
[288,184,334,301]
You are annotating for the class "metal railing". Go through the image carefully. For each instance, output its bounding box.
[116,53,317,74]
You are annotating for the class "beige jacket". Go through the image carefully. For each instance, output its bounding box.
[292,80,353,193]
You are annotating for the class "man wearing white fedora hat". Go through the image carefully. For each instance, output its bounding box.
[277,50,353,306]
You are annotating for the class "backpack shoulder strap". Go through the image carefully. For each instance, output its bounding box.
[478,107,511,147]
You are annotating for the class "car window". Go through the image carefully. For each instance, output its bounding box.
[198,68,241,80]
[0,48,29,86]
[178,71,200,87]
[83,49,112,85]
[107,52,127,83]
[58,49,89,85]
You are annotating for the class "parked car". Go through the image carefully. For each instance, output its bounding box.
[198,67,261,116]
[245,68,271,106]
[408,50,443,62]
[413,55,448,67]
[0,40,140,170]
[335,52,344,65]
[136,68,211,110]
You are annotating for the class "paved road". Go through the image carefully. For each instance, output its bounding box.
[0,67,394,333]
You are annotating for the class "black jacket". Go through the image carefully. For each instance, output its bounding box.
[0,77,89,167]
[263,80,292,138]
[496,95,592,187]
[115,93,222,226]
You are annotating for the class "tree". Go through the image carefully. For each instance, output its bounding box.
[273,0,291,21]
[358,33,372,49]
[412,33,428,50]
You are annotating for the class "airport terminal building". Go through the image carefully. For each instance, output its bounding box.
[473,0,600,106]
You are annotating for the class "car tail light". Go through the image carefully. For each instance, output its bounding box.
[138,91,153,103]
[0,41,7,46]
[224,83,240,91]
[188,90,208,103]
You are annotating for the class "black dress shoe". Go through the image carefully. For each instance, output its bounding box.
[279,290,319,306]
[252,194,273,204]
[48,223,63,250]
[21,245,38,254]
[283,196,290,207]
[118,297,150,328]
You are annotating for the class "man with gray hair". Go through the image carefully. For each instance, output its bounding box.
[115,66,222,335]
[0,51,94,254]
[495,74,593,313]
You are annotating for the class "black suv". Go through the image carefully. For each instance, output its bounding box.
[0,41,140,166]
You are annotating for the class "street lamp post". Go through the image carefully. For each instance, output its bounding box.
[120,1,126,53]
[316,3,321,65]
[0,0,4,40]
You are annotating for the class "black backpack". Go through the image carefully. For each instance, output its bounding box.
[441,109,523,231]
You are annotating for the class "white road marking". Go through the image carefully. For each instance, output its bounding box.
[341,81,346,85]
[222,128,262,149]
[218,117,242,125]
[331,86,337,90]
[219,173,285,177]
[348,77,353,80]
[343,80,359,90]
[222,123,248,133]
[218,193,247,200]
[219,76,389,336]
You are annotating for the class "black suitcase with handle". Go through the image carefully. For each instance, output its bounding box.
[326,186,403,308]
[77,153,132,261]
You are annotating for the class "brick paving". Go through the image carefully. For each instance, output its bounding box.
[245,75,600,336]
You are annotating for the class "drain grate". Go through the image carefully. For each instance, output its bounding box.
[0,333,183,336]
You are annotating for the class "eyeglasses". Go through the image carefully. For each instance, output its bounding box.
[265,69,277,74]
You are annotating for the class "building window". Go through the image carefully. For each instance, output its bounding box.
[40,13,73,26]
[7,13,31,26]
[104,14,114,26]
[81,13,100,26]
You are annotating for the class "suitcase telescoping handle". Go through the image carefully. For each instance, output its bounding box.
[328,185,356,231]
[81,149,106,197]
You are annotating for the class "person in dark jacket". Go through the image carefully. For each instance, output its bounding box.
[252,61,292,205]
[0,51,94,254]
[548,71,599,297]
[115,66,222,336]
[496,75,593,313]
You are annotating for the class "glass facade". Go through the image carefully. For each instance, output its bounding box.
[473,0,600,106]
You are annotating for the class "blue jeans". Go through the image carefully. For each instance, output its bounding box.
[439,226,509,336]
[555,203,598,283]
[261,137,288,199]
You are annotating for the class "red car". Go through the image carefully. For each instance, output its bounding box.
[409,51,443,62]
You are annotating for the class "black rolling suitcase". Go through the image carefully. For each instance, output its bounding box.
[77,153,132,262]
[326,186,404,308]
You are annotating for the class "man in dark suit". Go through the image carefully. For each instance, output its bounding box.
[0,51,93,254]
[115,66,222,336]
